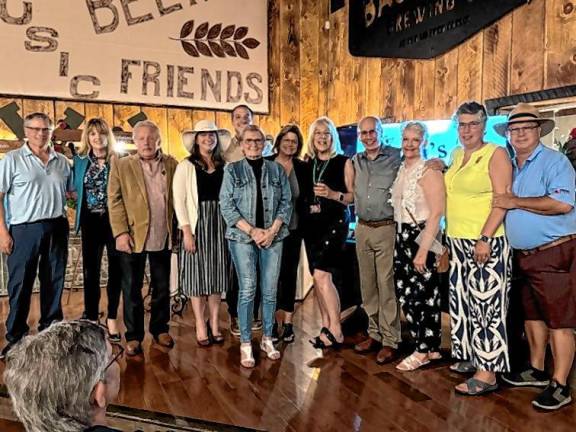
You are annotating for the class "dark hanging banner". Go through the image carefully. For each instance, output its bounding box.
[349,0,528,59]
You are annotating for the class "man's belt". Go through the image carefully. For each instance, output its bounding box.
[357,218,395,228]
[519,233,576,256]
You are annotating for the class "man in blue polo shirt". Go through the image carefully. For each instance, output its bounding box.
[0,112,72,359]
[492,103,576,411]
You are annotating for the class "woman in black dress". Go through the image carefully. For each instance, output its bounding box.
[304,117,355,349]
[173,120,234,346]
[266,124,311,343]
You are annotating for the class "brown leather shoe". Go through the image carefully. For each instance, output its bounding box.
[154,333,175,348]
[354,337,382,354]
[125,341,142,356]
[376,346,399,364]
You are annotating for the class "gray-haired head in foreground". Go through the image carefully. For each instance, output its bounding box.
[3,321,108,432]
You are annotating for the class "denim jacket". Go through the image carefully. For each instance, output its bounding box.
[219,159,292,243]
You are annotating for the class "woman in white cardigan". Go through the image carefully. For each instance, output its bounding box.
[173,120,234,346]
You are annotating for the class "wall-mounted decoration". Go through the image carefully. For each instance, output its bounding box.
[349,0,528,59]
[0,102,25,139]
[0,0,269,112]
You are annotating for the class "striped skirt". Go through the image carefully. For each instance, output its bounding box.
[178,200,233,297]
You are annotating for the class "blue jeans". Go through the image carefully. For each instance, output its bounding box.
[228,240,283,343]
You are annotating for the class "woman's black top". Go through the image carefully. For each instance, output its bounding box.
[246,157,265,228]
[194,162,224,202]
[308,154,349,224]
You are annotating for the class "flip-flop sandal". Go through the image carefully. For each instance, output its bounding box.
[455,378,498,396]
[450,361,475,373]
[396,353,430,371]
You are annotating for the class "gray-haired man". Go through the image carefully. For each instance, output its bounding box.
[352,116,402,364]
[0,112,72,359]
[4,320,121,432]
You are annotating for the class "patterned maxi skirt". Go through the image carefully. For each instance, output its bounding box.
[394,223,442,353]
[448,236,512,372]
[178,200,233,297]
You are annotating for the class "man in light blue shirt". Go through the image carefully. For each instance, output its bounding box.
[0,112,71,359]
[492,103,576,411]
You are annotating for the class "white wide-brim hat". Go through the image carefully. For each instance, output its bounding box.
[181,120,231,153]
[493,102,555,137]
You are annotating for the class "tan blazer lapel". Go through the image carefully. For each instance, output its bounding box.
[129,155,149,207]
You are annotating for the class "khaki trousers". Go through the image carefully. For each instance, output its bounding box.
[355,223,400,348]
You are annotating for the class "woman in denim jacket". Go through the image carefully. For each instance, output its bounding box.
[219,125,292,368]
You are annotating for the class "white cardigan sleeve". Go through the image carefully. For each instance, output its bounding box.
[173,161,191,228]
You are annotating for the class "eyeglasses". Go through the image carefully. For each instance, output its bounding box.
[73,320,124,371]
[25,126,53,134]
[359,129,377,136]
[457,121,483,130]
[507,125,540,135]
[244,139,264,145]
[104,343,124,372]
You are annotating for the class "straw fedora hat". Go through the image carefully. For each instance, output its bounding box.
[493,102,555,137]
[181,120,231,153]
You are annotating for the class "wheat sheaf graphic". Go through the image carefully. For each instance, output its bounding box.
[171,20,261,59]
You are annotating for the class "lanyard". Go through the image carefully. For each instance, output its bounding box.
[313,157,330,184]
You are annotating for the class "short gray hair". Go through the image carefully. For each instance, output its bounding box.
[24,112,53,128]
[454,101,488,123]
[402,121,428,143]
[132,119,161,142]
[3,321,108,432]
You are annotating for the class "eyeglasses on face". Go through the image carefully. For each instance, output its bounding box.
[506,125,540,135]
[457,121,483,130]
[244,138,264,145]
[281,138,298,144]
[105,342,124,372]
[25,126,53,134]
[73,319,124,371]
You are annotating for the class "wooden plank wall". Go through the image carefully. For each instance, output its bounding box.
[1,0,576,160]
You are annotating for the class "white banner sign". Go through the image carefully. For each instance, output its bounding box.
[0,0,269,112]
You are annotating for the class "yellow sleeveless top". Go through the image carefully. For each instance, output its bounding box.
[444,143,504,239]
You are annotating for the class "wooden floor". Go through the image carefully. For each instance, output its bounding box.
[0,291,575,432]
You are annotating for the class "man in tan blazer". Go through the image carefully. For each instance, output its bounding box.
[108,120,178,356]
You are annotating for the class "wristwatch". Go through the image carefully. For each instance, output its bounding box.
[479,235,491,243]
[338,192,344,202]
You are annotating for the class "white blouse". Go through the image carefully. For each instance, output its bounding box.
[390,160,431,230]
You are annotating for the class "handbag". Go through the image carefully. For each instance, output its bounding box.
[404,208,450,273]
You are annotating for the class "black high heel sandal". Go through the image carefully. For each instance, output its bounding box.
[319,327,342,350]
[309,327,329,349]
[207,320,224,344]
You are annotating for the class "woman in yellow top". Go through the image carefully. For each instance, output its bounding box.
[445,102,513,396]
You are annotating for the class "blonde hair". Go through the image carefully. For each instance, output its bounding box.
[79,118,115,160]
[306,116,342,159]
